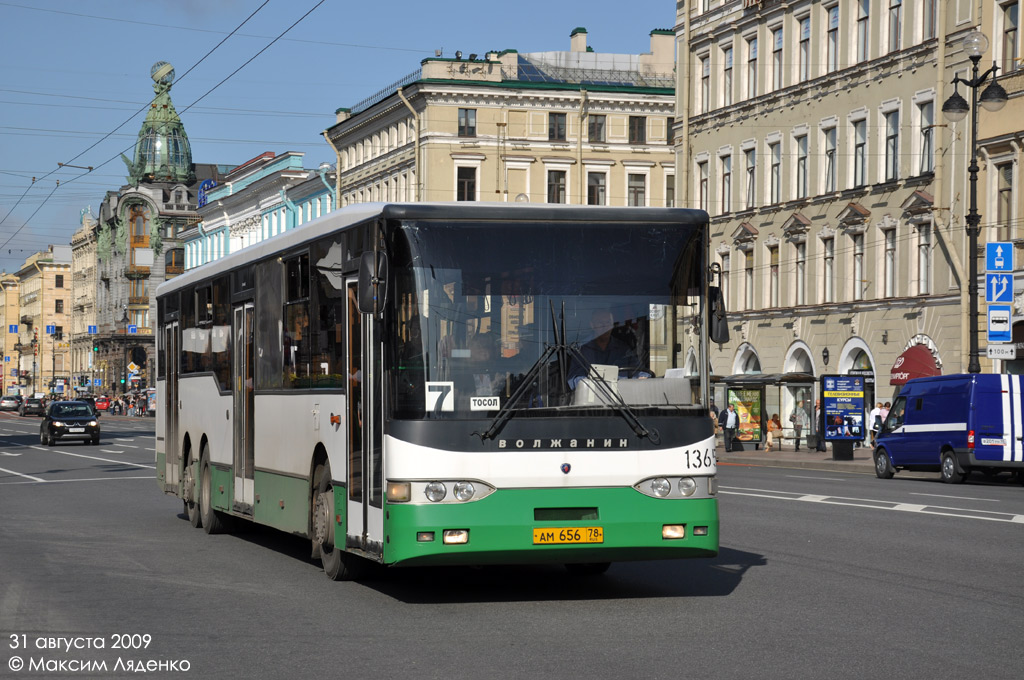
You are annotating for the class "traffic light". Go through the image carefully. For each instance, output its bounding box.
[92,341,99,352]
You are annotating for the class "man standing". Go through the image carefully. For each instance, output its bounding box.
[718,403,739,452]
[868,402,883,446]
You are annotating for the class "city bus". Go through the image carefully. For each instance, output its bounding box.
[155,203,723,579]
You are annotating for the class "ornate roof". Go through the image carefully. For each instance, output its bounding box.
[121,62,195,186]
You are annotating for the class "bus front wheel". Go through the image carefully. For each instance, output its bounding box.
[312,462,364,581]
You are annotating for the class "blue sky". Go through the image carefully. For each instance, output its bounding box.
[0,0,676,273]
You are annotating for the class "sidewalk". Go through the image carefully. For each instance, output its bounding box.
[716,438,876,474]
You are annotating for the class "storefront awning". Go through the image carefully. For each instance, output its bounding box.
[889,344,940,385]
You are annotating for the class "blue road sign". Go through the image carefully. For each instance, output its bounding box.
[93,379,102,386]
[986,273,1014,303]
[88,325,97,334]
[45,324,56,334]
[988,305,1012,343]
[986,242,1014,272]
[128,325,138,334]
[8,324,17,333]
[3,356,7,363]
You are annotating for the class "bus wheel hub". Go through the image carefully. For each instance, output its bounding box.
[313,491,332,548]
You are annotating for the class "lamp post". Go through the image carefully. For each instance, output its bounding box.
[120,305,129,396]
[941,30,1008,374]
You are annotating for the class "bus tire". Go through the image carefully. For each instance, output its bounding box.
[183,453,201,529]
[565,562,611,575]
[200,451,227,534]
[940,451,965,484]
[312,462,364,581]
[873,449,894,479]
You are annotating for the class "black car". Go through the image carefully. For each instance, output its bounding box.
[40,401,101,446]
[19,397,45,417]
[75,396,97,414]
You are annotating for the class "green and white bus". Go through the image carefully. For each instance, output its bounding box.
[155,203,722,579]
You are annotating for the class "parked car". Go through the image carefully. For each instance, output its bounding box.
[94,395,110,411]
[0,395,22,411]
[19,397,45,417]
[40,400,101,446]
[75,396,97,414]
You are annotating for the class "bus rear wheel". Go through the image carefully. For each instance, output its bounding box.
[183,454,201,528]
[312,462,365,581]
[200,450,227,534]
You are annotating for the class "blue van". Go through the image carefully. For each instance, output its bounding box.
[874,374,1023,483]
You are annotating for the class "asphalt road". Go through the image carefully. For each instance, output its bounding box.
[1,411,1021,679]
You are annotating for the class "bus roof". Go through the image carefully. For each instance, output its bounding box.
[157,202,709,298]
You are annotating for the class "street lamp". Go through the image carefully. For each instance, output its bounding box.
[941,30,1008,374]
[120,305,129,396]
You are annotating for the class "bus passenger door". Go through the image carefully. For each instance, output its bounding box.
[346,279,385,558]
[232,303,255,513]
[164,322,179,488]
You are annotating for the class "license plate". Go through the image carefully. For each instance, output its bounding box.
[533,526,603,545]
[69,427,85,433]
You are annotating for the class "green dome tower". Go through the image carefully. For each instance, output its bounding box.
[121,61,195,186]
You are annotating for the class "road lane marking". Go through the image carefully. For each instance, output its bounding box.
[0,475,152,485]
[1,452,22,457]
[0,465,45,482]
[720,486,1024,524]
[28,446,155,469]
[786,475,848,481]
[909,492,999,502]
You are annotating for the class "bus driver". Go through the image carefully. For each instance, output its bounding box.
[568,309,648,388]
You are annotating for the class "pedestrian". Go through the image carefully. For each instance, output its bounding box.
[790,400,810,451]
[815,399,827,451]
[765,413,782,452]
[709,399,719,418]
[868,402,883,446]
[718,403,739,452]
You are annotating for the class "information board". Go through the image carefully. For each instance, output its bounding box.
[820,374,865,441]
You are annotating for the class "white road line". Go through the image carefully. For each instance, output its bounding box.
[28,446,155,469]
[785,475,848,481]
[0,466,45,482]
[909,492,999,503]
[0,475,152,485]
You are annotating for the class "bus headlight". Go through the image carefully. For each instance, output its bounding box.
[424,481,447,502]
[453,481,476,501]
[678,477,697,496]
[650,478,671,497]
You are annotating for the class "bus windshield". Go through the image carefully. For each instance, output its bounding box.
[390,219,705,420]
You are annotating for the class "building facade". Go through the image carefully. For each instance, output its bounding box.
[183,151,334,270]
[15,247,71,396]
[673,0,1024,441]
[324,28,677,208]
[0,274,20,393]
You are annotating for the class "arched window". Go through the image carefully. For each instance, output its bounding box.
[130,206,147,237]
[850,349,872,371]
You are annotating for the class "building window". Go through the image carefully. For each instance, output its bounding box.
[629,116,646,144]
[547,170,567,204]
[888,0,902,53]
[769,245,779,307]
[747,36,758,98]
[1004,1,1019,73]
[55,274,64,288]
[588,114,606,142]
[795,134,808,199]
[826,6,839,73]
[587,172,606,205]
[723,47,733,106]
[698,161,709,211]
[824,127,837,193]
[795,242,806,306]
[745,148,756,209]
[885,110,900,181]
[701,56,711,113]
[667,117,675,145]
[55,299,64,314]
[548,112,567,141]
[721,252,731,306]
[823,237,834,303]
[917,225,931,295]
[744,249,755,311]
[458,108,476,137]
[924,0,936,40]
[456,167,476,201]
[919,101,934,174]
[772,27,784,91]
[720,155,732,214]
[769,142,781,204]
[627,174,646,206]
[884,228,896,298]
[853,233,865,301]
[997,162,1014,241]
[799,17,811,82]
[853,119,867,188]
[857,0,870,62]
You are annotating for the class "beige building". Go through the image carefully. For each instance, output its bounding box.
[673,0,1024,438]
[324,28,677,208]
[15,247,71,396]
[70,208,100,389]
[0,274,19,393]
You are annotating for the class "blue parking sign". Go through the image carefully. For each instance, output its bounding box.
[986,242,1013,272]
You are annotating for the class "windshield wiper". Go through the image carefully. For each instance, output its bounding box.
[472,343,560,442]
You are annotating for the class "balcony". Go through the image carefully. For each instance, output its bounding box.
[128,296,148,306]
[125,265,150,279]
[166,264,184,276]
[131,234,150,248]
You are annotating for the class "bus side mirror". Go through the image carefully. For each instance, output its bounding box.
[358,251,389,315]
[708,286,729,344]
